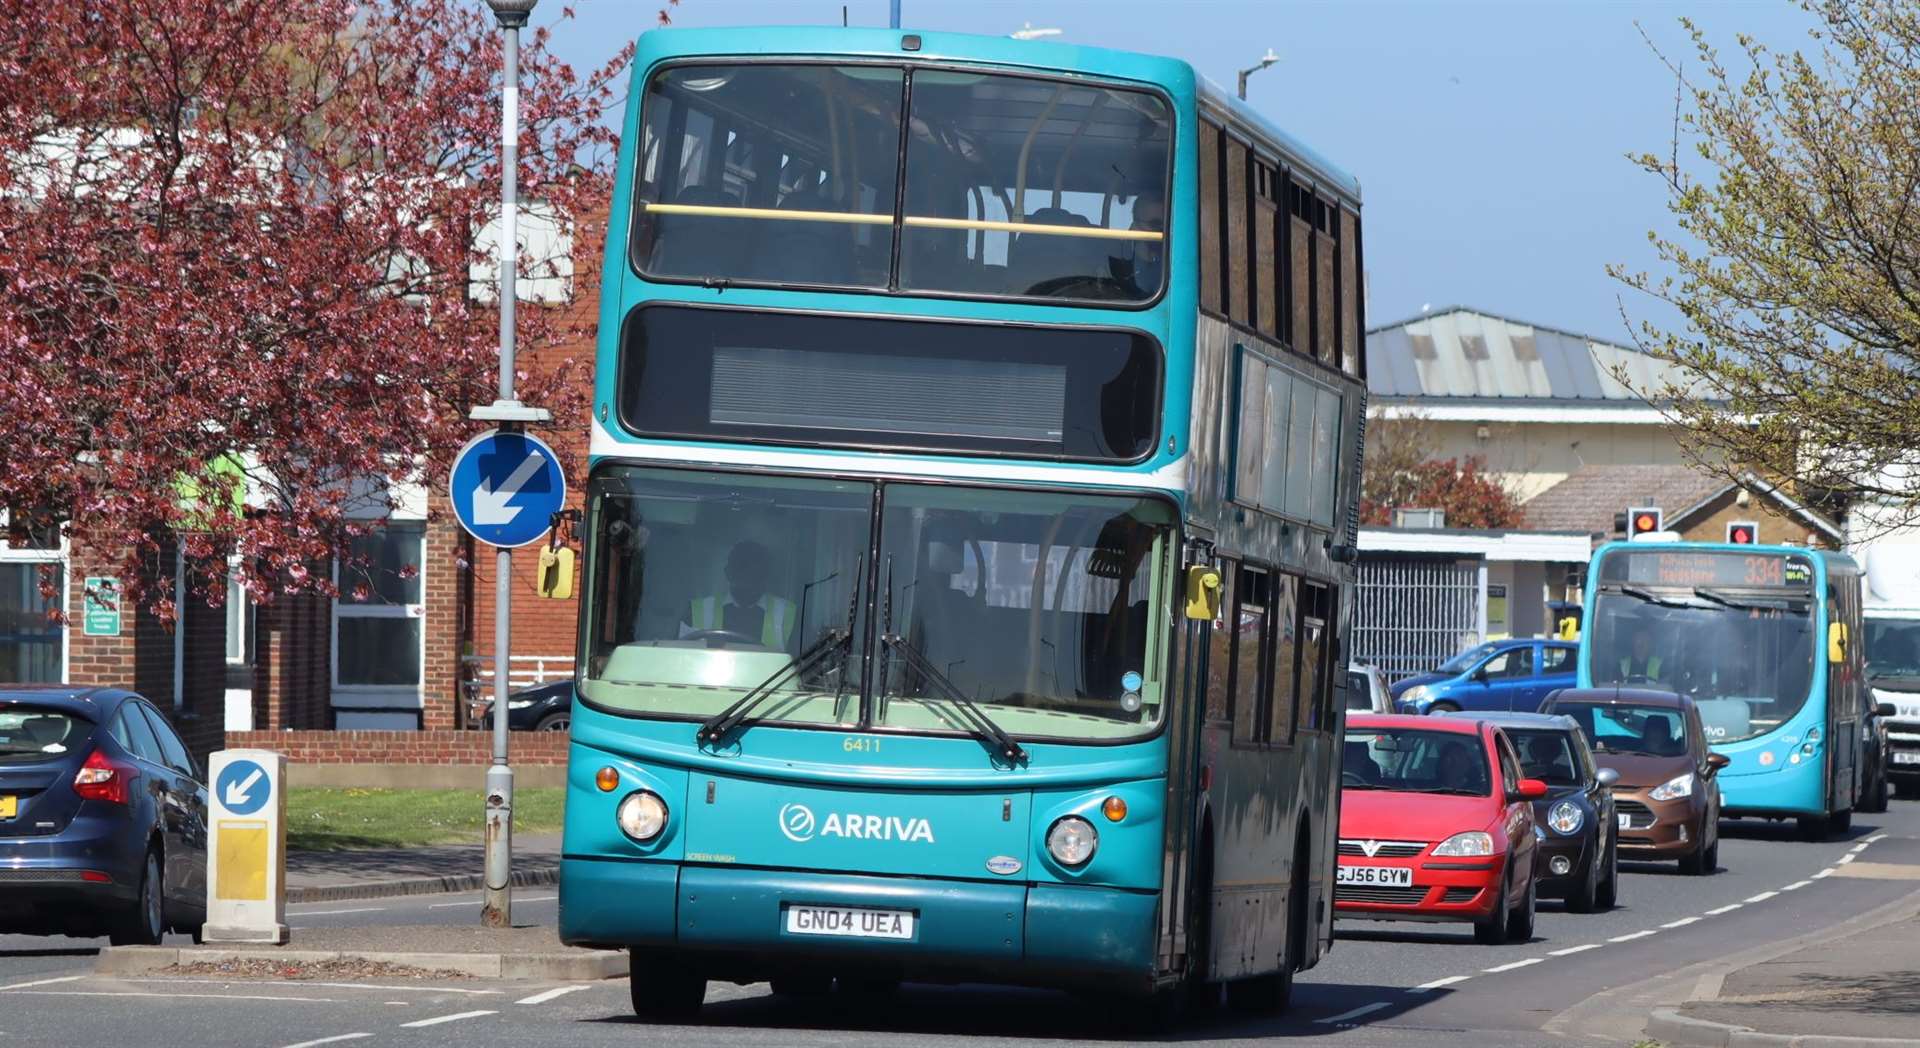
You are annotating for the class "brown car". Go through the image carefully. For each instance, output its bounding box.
[1541,688,1729,875]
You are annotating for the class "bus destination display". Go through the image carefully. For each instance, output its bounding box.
[1608,549,1813,588]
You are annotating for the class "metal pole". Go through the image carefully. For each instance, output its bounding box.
[1237,70,1248,100]
[482,20,520,931]
[889,0,900,29]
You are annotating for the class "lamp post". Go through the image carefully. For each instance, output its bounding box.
[476,0,547,930]
[1236,48,1280,100]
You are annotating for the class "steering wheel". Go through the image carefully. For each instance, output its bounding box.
[682,629,759,648]
[1342,770,1371,788]
[1022,275,1134,300]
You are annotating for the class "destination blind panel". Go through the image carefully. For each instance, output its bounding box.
[619,305,1160,462]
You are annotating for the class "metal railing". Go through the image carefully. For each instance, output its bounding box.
[1352,559,1482,683]
[461,653,574,727]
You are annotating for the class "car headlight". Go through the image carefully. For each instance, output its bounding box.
[1432,831,1494,857]
[508,699,535,710]
[1548,800,1583,835]
[1649,773,1695,802]
[616,790,669,842]
[1046,816,1098,867]
[1403,685,1431,706]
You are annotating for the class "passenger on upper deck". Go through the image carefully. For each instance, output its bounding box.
[682,541,796,651]
[1111,192,1164,298]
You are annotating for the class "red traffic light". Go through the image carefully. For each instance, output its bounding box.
[1628,507,1663,536]
[1727,522,1757,544]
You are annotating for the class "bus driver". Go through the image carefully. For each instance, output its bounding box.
[682,540,796,650]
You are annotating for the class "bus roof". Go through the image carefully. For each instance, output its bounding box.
[628,26,1360,205]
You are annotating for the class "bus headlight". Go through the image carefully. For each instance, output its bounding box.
[1046,816,1098,867]
[1650,773,1694,801]
[616,790,669,842]
[1548,800,1583,835]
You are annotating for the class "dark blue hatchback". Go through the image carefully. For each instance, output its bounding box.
[0,687,207,942]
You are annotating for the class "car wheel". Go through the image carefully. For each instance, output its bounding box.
[1506,868,1536,942]
[534,711,570,733]
[1594,833,1619,910]
[1473,870,1513,945]
[629,949,705,1022]
[110,849,164,947]
[1428,701,1461,715]
[1864,769,1890,813]
[1566,840,1600,914]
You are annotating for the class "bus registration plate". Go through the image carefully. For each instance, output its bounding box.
[784,905,915,940]
[1336,865,1413,887]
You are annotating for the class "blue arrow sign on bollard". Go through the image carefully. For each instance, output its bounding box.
[216,758,272,816]
[449,430,567,548]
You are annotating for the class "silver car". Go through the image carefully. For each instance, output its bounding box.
[1345,664,1395,713]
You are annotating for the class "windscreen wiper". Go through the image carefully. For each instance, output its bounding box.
[698,554,864,745]
[882,633,1029,764]
[1694,586,1809,613]
[1598,582,1694,608]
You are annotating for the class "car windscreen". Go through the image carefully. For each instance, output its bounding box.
[1345,671,1373,711]
[1548,703,1689,758]
[1507,728,1583,786]
[1342,727,1491,797]
[1438,643,1498,675]
[0,706,91,763]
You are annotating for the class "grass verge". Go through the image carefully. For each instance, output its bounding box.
[285,787,565,852]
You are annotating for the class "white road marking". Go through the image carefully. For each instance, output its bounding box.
[280,1035,371,1048]
[1814,868,1836,879]
[399,1010,496,1028]
[1745,891,1779,903]
[1550,943,1604,956]
[10,990,336,1002]
[1482,958,1543,974]
[1866,833,1887,843]
[516,985,589,1005]
[285,907,386,917]
[427,895,557,909]
[1839,853,1857,865]
[1410,975,1469,991]
[1783,879,1813,891]
[1315,1002,1390,1025]
[1609,930,1657,943]
[1705,904,1743,915]
[1661,917,1701,929]
[1851,843,1870,854]
[0,975,87,992]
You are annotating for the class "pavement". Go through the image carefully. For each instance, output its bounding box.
[286,832,562,902]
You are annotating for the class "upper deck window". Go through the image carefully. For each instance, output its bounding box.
[631,63,1172,306]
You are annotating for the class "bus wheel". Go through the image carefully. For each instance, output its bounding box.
[1830,808,1853,834]
[1863,770,1890,813]
[629,950,705,1022]
[1796,814,1831,841]
[770,975,832,997]
[1225,970,1292,1014]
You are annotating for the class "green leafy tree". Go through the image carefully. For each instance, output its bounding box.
[1614,1,1920,520]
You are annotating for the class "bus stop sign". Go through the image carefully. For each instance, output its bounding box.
[449,430,567,548]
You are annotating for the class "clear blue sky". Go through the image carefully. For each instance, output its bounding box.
[543,0,1814,344]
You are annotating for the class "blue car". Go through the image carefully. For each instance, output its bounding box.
[1393,639,1580,714]
[0,687,208,942]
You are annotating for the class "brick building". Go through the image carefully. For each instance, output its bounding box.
[1522,464,1844,550]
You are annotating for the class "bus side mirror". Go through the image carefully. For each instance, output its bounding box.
[1828,622,1847,664]
[1185,566,1221,621]
[536,546,576,600]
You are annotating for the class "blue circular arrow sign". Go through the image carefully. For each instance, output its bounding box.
[449,430,567,548]
[216,758,271,816]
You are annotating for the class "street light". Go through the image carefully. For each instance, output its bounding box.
[1011,22,1062,40]
[477,0,545,931]
[1237,48,1280,100]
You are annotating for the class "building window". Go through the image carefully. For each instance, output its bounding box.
[0,561,62,683]
[334,525,424,690]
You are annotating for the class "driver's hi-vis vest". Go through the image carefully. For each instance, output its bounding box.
[1619,655,1663,679]
[690,594,795,648]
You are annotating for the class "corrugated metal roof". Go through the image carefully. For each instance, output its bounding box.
[1367,307,1714,404]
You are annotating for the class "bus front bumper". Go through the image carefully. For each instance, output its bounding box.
[558,858,1159,992]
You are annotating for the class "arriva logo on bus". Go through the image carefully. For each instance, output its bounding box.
[778,803,936,844]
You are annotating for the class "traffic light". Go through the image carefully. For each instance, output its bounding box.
[1628,506,1663,538]
[1727,521,1758,545]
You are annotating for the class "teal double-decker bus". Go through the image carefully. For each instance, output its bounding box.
[559,26,1369,1020]
[1575,541,1867,837]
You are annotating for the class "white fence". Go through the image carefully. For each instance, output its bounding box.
[1352,559,1482,682]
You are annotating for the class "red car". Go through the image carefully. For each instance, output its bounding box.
[1337,714,1547,944]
